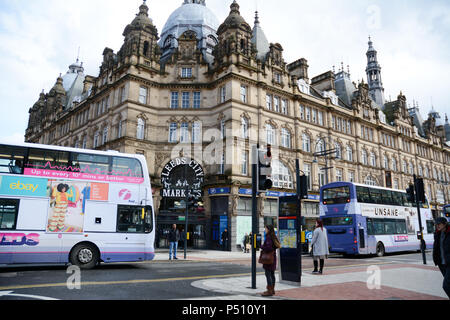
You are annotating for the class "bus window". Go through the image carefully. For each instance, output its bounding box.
[395,220,407,235]
[0,145,26,174]
[367,218,374,235]
[322,217,353,226]
[384,219,396,234]
[392,192,404,207]
[369,188,383,204]
[27,149,70,172]
[0,199,20,230]
[111,157,143,178]
[322,186,350,204]
[381,190,394,205]
[72,153,110,175]
[356,186,370,203]
[373,219,385,235]
[426,220,435,234]
[117,205,152,233]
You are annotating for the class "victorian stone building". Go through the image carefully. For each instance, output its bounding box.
[25,0,450,250]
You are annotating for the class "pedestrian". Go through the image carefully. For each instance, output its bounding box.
[168,224,180,260]
[244,233,251,253]
[433,217,450,299]
[221,228,229,251]
[311,219,329,275]
[260,225,281,296]
[179,228,186,249]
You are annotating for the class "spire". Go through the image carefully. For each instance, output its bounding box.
[252,10,269,61]
[365,36,385,107]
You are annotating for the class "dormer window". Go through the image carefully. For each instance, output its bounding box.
[323,91,338,105]
[181,68,192,78]
[297,79,310,95]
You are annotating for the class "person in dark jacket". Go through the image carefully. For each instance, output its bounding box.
[433,217,450,299]
[221,229,229,251]
[168,224,180,260]
[260,225,281,297]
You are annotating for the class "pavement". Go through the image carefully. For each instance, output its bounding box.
[155,248,449,300]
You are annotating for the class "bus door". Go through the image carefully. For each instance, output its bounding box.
[359,228,366,249]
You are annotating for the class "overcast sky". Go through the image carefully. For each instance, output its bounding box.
[0,0,449,144]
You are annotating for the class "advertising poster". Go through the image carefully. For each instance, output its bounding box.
[46,180,108,233]
[0,176,48,198]
[236,216,252,245]
[109,184,140,205]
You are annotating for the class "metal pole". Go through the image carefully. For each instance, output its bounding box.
[296,159,302,285]
[184,163,188,260]
[251,145,258,289]
[414,175,427,265]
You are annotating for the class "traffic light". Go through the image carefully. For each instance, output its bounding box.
[258,145,273,192]
[299,175,309,199]
[414,178,426,203]
[406,184,415,203]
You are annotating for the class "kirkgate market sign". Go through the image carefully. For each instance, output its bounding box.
[161,158,204,198]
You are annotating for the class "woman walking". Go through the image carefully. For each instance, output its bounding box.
[311,219,329,274]
[260,225,281,296]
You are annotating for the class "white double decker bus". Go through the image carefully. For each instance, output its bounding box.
[0,142,154,269]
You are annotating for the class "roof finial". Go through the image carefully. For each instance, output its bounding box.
[254,11,260,25]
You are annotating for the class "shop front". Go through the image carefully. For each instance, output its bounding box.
[156,157,207,249]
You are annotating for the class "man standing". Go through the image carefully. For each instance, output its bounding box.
[168,224,180,260]
[221,228,229,251]
[433,217,450,299]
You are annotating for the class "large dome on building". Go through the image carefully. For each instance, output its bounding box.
[159,0,220,63]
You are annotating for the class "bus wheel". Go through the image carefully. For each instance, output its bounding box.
[376,242,385,257]
[70,243,99,270]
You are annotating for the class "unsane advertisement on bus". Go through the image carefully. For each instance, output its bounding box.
[24,168,144,185]
[46,180,108,233]
[360,203,417,219]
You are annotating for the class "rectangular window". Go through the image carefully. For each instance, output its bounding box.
[336,169,343,182]
[306,107,311,122]
[299,105,305,120]
[117,205,153,233]
[193,92,201,109]
[171,92,179,109]
[0,199,20,230]
[266,94,272,110]
[303,164,312,191]
[241,151,248,175]
[169,123,178,143]
[120,86,127,103]
[220,86,226,103]
[182,92,190,109]
[318,111,324,126]
[139,86,148,104]
[281,99,288,115]
[192,122,202,143]
[0,145,27,174]
[240,85,247,103]
[180,123,189,143]
[274,96,280,112]
[181,68,192,78]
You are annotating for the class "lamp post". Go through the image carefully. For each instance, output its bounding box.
[313,138,337,185]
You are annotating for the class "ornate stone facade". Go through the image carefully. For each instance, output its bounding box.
[25,1,450,250]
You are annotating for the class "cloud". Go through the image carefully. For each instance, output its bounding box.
[0,0,449,144]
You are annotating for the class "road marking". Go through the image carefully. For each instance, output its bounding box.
[0,272,265,291]
[0,261,395,292]
[0,291,58,300]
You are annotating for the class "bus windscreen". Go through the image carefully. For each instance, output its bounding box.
[322,186,350,205]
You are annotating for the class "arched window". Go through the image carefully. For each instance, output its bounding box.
[266,124,275,145]
[334,143,342,160]
[316,139,325,153]
[361,150,368,165]
[272,160,293,189]
[346,146,353,162]
[365,176,378,186]
[302,133,311,152]
[241,117,248,139]
[102,126,109,145]
[137,118,145,140]
[281,128,291,148]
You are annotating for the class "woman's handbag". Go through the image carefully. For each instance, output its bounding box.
[258,250,274,265]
